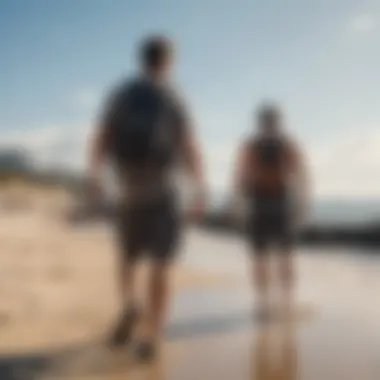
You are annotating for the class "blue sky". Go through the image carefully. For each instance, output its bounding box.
[1,0,380,198]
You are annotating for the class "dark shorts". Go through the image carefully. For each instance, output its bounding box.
[246,192,296,253]
[117,193,181,264]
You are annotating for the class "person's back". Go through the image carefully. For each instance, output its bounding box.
[247,131,293,197]
[106,75,186,204]
[234,103,308,319]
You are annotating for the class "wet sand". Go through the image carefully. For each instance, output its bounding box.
[0,204,379,379]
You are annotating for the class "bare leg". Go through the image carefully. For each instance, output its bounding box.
[108,255,139,347]
[143,262,172,341]
[278,250,296,315]
[136,262,172,361]
[136,198,178,360]
[253,253,271,315]
[119,257,137,307]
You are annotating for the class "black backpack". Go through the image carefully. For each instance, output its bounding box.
[108,79,175,168]
[246,134,289,194]
[254,134,285,167]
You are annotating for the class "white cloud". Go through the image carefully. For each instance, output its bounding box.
[0,124,93,172]
[205,140,237,193]
[0,127,61,151]
[3,123,380,200]
[201,127,380,199]
[349,13,378,34]
[308,127,380,199]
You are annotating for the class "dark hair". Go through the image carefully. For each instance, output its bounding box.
[257,103,281,128]
[140,36,172,69]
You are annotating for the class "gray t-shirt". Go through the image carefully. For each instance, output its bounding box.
[101,76,190,205]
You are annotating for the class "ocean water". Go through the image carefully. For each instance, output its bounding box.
[209,194,380,225]
[107,187,380,225]
[310,200,380,225]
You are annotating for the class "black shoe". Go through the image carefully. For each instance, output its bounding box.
[108,306,139,348]
[135,341,157,363]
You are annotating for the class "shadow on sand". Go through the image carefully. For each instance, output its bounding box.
[0,311,254,379]
[0,307,314,379]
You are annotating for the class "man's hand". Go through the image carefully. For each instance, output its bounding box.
[185,192,206,222]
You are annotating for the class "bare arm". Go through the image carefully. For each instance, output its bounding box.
[228,141,253,220]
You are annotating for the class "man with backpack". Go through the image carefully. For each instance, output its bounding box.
[88,36,205,360]
[233,104,309,318]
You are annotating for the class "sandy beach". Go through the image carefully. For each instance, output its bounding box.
[0,191,379,379]
[0,208,233,352]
